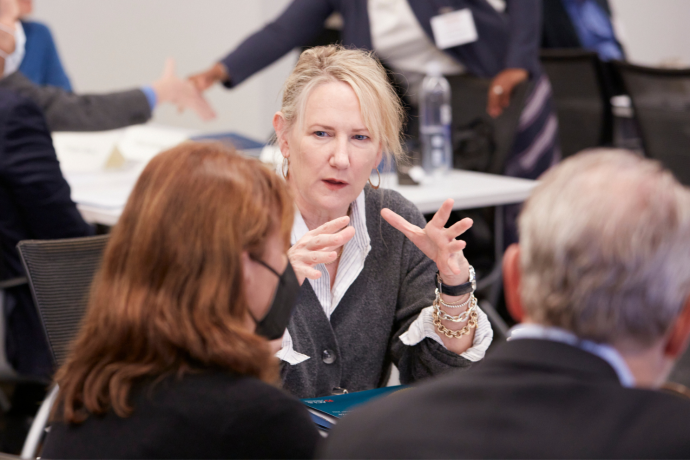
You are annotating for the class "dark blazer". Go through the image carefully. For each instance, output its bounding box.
[0,72,151,132]
[322,339,690,459]
[542,0,625,56]
[0,89,93,376]
[221,0,542,87]
[42,370,321,459]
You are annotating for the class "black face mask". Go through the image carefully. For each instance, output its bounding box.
[251,260,300,340]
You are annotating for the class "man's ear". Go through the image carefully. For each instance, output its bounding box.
[664,298,690,359]
[503,243,524,323]
[272,112,290,159]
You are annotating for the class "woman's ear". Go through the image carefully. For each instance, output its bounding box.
[503,244,525,323]
[272,112,290,159]
[374,144,383,169]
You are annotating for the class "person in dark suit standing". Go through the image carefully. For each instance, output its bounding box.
[321,149,690,459]
[190,0,558,182]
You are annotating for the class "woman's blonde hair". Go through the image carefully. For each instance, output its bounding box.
[280,45,406,165]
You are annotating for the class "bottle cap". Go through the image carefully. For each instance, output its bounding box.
[425,61,442,77]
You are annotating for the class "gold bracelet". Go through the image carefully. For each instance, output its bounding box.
[433,308,478,339]
[433,295,477,322]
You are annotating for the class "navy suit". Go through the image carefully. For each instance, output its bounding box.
[222,0,542,88]
[219,0,556,185]
[0,89,93,377]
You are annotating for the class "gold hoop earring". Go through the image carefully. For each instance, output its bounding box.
[282,157,289,179]
[368,168,381,189]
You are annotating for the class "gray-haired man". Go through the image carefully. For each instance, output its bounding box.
[322,149,690,459]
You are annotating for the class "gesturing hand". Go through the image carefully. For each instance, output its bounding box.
[152,58,217,121]
[288,216,356,285]
[381,199,473,286]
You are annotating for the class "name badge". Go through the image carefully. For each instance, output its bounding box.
[430,8,478,50]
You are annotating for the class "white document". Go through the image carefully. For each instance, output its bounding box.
[116,125,192,162]
[430,8,478,50]
[52,130,125,173]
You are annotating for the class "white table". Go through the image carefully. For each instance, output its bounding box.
[54,127,537,223]
[67,169,536,226]
[387,171,535,214]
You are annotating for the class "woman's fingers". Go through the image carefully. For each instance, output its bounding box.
[302,266,323,280]
[448,239,467,253]
[447,217,474,239]
[429,199,455,229]
[306,226,355,251]
[381,208,423,241]
[299,248,340,266]
[311,216,350,236]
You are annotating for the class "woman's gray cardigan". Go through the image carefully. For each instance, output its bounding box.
[283,186,472,398]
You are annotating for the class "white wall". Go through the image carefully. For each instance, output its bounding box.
[610,0,690,67]
[29,0,298,140]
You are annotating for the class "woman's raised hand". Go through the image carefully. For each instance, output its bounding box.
[288,216,356,285]
[381,199,473,285]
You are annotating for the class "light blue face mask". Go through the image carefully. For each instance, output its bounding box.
[2,21,26,77]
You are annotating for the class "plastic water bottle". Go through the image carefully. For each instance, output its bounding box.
[420,61,452,175]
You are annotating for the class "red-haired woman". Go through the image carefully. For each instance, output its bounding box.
[42,143,320,458]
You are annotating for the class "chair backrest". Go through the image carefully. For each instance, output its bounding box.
[444,74,531,175]
[17,235,109,367]
[615,61,690,185]
[540,49,611,158]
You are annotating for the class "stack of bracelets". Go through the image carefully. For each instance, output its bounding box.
[432,265,478,339]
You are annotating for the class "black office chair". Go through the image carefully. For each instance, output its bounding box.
[540,49,612,158]
[444,74,530,176]
[16,234,109,459]
[615,61,690,185]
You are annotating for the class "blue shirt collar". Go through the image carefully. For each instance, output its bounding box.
[508,323,636,387]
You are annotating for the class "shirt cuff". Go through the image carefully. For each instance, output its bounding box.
[140,85,157,110]
[399,304,493,362]
[275,328,310,365]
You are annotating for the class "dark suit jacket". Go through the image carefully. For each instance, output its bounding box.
[0,89,93,376]
[221,0,542,86]
[42,370,321,459]
[0,71,151,132]
[542,0,625,56]
[322,339,690,459]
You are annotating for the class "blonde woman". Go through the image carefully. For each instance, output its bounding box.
[272,45,492,398]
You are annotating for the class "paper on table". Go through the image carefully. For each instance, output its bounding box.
[64,164,144,209]
[117,125,192,162]
[52,129,125,173]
